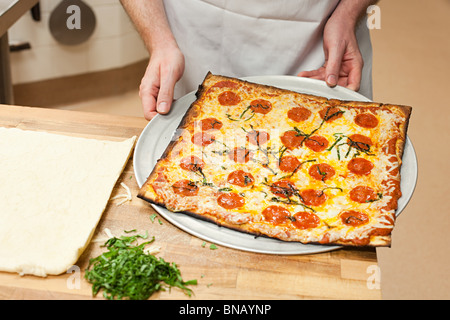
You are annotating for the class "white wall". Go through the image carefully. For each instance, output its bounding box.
[8,0,148,84]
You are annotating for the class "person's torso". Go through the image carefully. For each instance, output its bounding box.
[163,0,372,99]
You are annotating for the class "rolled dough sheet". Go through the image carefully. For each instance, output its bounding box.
[0,127,136,277]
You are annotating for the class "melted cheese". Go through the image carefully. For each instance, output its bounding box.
[141,74,410,246]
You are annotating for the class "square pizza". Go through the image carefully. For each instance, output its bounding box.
[138,72,411,247]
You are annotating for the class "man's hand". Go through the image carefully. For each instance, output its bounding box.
[298,16,363,91]
[139,46,184,120]
[120,0,184,120]
[298,0,376,92]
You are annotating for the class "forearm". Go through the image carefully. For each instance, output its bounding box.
[330,0,379,28]
[120,0,178,53]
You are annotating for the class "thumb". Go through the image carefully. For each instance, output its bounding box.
[324,42,346,88]
[156,72,177,114]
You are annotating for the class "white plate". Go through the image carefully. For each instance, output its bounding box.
[134,76,418,255]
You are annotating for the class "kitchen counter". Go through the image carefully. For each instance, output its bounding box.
[0,104,382,300]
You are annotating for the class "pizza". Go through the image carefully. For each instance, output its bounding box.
[138,72,412,247]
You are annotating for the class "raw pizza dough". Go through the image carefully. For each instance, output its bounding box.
[0,128,136,277]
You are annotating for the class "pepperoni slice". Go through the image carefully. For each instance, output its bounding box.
[200,117,223,131]
[179,155,204,172]
[292,211,320,229]
[340,210,369,227]
[217,192,245,209]
[212,80,239,89]
[191,132,215,147]
[262,205,290,225]
[384,137,397,155]
[355,113,378,128]
[218,91,241,106]
[270,180,297,198]
[381,179,401,211]
[319,107,344,122]
[308,163,335,181]
[250,99,272,114]
[370,227,392,237]
[299,189,327,206]
[278,155,301,172]
[348,134,372,152]
[287,107,311,122]
[172,179,199,196]
[349,186,378,203]
[347,158,374,175]
[207,81,240,94]
[246,130,270,146]
[227,170,255,187]
[280,130,305,149]
[304,135,329,152]
[228,147,252,163]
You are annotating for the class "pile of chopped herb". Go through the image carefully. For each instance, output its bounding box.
[84,232,197,300]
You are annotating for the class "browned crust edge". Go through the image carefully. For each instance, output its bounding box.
[388,104,412,160]
[138,72,412,248]
[137,73,213,199]
[138,192,390,247]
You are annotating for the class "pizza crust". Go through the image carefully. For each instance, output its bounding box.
[0,128,136,276]
[139,72,412,247]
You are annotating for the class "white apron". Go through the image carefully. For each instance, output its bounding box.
[164,0,373,99]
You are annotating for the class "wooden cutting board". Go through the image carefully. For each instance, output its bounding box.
[0,105,382,300]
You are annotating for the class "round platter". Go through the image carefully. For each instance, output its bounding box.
[134,76,418,255]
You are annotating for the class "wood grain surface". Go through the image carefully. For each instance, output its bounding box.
[0,105,382,300]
